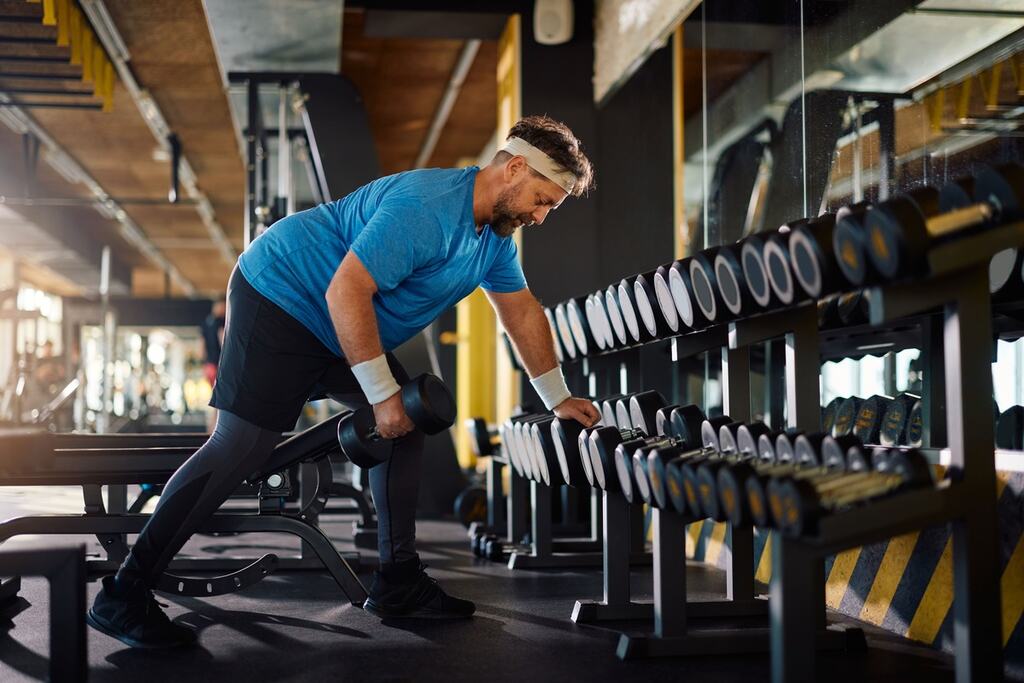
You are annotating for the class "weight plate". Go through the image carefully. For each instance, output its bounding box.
[654,266,680,332]
[668,259,698,328]
[737,422,770,458]
[789,227,823,298]
[832,214,868,286]
[990,248,1019,295]
[741,237,772,308]
[617,278,643,342]
[604,286,629,345]
[633,454,653,504]
[567,297,593,356]
[763,236,795,305]
[553,303,577,359]
[583,295,607,352]
[714,250,744,316]
[543,308,563,363]
[832,397,863,437]
[629,390,667,435]
[670,405,706,449]
[689,255,718,322]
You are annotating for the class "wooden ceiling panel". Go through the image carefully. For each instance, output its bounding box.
[428,40,497,168]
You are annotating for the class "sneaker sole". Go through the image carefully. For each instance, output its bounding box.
[362,599,475,620]
[86,610,195,649]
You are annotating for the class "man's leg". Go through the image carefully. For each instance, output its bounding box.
[327,355,474,618]
[87,411,282,648]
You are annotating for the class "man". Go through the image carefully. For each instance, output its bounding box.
[87,115,601,648]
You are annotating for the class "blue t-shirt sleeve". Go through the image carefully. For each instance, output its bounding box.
[480,236,527,293]
[349,200,443,291]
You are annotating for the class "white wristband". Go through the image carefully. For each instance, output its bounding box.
[351,355,402,405]
[530,366,572,410]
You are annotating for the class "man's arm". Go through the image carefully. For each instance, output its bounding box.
[326,252,414,438]
[486,288,600,426]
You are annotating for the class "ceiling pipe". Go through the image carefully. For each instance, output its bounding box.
[79,0,238,267]
[414,39,481,169]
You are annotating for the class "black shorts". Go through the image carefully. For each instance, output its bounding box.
[211,267,409,432]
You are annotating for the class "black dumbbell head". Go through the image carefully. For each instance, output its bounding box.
[789,214,844,299]
[653,264,681,334]
[655,403,681,437]
[543,307,564,363]
[737,422,771,458]
[757,429,783,463]
[701,415,733,451]
[822,397,844,435]
[617,277,648,343]
[821,433,861,470]
[604,285,630,346]
[974,163,1024,222]
[634,271,673,339]
[466,417,492,457]
[774,430,803,463]
[740,233,774,309]
[588,427,627,491]
[831,203,872,287]
[668,258,704,329]
[567,296,598,357]
[633,453,654,504]
[717,460,756,526]
[403,374,457,435]
[794,432,827,466]
[550,417,588,486]
[629,390,667,435]
[529,418,559,486]
[553,303,578,360]
[832,396,863,436]
[865,187,942,281]
[764,226,801,306]
[989,248,1024,298]
[880,393,920,447]
[718,421,743,456]
[689,247,727,324]
[669,405,707,449]
[906,399,923,447]
[582,295,609,352]
[599,394,624,426]
[884,448,934,487]
[852,395,891,444]
[714,243,755,317]
[614,397,632,429]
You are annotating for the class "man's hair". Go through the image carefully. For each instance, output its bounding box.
[493,115,594,197]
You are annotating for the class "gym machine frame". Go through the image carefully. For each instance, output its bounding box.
[768,223,1016,683]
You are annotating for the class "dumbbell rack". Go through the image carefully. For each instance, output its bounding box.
[507,351,648,569]
[768,222,1020,683]
[600,302,857,659]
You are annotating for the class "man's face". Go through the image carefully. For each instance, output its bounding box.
[490,163,568,238]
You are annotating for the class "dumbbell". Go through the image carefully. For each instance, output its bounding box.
[567,296,600,357]
[467,417,500,457]
[510,415,549,482]
[553,303,579,360]
[502,412,545,479]
[591,391,668,491]
[822,397,845,436]
[603,285,630,346]
[617,276,651,343]
[652,263,683,335]
[836,290,871,326]
[688,247,735,325]
[777,448,934,537]
[852,394,892,444]
[550,417,591,486]
[676,416,735,518]
[338,374,456,469]
[614,402,704,504]
[585,292,617,351]
[667,258,707,330]
[714,240,760,318]
[865,164,1024,281]
[740,230,781,311]
[763,220,808,307]
[695,421,753,521]
[543,307,565,363]
[831,396,864,437]
[633,271,674,340]
[879,393,921,447]
[788,213,848,299]
[997,405,1024,450]
[817,294,842,329]
[742,429,807,527]
[629,405,704,506]
[713,421,773,525]
[830,202,874,287]
[645,405,709,508]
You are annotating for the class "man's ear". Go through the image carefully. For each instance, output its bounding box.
[504,155,527,182]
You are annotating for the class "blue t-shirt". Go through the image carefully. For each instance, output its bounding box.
[238,166,527,355]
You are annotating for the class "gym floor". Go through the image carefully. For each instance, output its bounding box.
[0,487,955,682]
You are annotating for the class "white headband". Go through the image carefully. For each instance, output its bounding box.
[501,137,577,195]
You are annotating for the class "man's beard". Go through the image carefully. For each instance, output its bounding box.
[490,186,532,238]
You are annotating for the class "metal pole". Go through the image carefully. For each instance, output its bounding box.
[98,246,112,434]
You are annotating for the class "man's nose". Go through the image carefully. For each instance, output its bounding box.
[532,207,550,225]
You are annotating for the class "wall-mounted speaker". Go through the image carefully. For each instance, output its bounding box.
[534,0,573,45]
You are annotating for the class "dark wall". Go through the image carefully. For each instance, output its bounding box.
[519,2,600,304]
[520,8,674,299]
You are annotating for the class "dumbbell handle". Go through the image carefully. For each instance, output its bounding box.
[927,202,993,238]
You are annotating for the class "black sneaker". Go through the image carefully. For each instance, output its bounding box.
[363,563,475,619]
[87,576,197,649]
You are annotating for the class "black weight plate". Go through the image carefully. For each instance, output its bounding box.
[764,230,797,305]
[789,215,839,299]
[689,249,721,323]
[701,415,733,451]
[714,245,748,317]
[670,405,707,449]
[794,432,827,466]
[567,296,596,356]
[583,295,608,351]
[655,404,681,437]
[774,430,802,464]
[741,235,773,309]
[454,486,487,528]
[633,453,653,504]
[553,303,578,360]
[339,409,392,468]
[832,209,870,286]
[668,258,702,329]
[617,277,646,343]
[614,445,636,502]
[551,417,587,486]
[634,271,670,339]
[543,308,564,363]
[718,422,742,456]
[653,265,681,333]
[974,163,1024,220]
[906,400,923,447]
[821,434,861,470]
[865,189,939,281]
[404,374,456,434]
[880,393,920,447]
[604,285,629,346]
